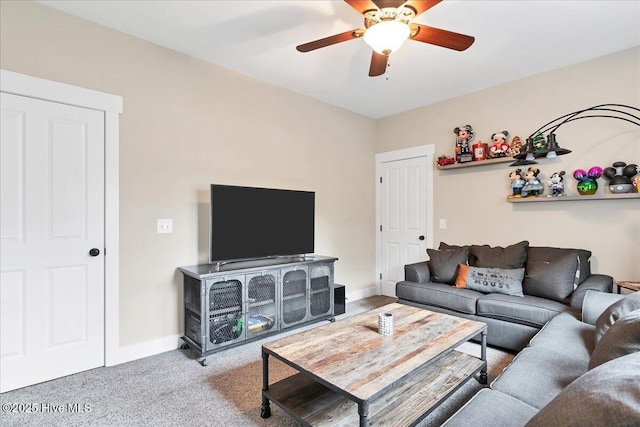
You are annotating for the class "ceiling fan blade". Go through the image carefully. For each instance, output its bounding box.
[296,29,362,52]
[369,52,388,77]
[344,0,379,15]
[411,24,475,51]
[403,0,442,16]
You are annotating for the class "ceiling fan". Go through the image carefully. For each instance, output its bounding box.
[296,0,475,77]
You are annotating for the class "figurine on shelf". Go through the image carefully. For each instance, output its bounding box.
[522,167,543,197]
[489,131,510,158]
[602,161,639,193]
[547,171,566,197]
[573,166,603,195]
[508,135,522,157]
[532,132,546,152]
[508,169,525,198]
[437,155,456,167]
[454,125,474,163]
[472,141,488,161]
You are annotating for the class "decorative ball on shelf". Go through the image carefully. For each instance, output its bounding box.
[603,161,639,193]
[573,166,602,195]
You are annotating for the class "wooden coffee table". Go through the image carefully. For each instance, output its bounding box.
[260,303,487,426]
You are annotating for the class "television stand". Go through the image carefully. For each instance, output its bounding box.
[178,255,338,365]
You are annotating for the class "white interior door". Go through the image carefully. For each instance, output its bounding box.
[379,157,428,296]
[1,92,105,392]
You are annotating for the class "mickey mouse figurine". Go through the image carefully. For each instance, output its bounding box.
[454,125,474,163]
[489,131,510,158]
[508,169,525,198]
[547,171,565,197]
[522,167,543,197]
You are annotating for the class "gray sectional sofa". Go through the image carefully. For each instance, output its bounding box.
[396,241,613,351]
[443,290,640,426]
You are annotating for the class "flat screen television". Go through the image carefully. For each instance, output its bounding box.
[209,184,315,263]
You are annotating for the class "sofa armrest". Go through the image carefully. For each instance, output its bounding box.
[569,274,613,310]
[404,262,430,283]
[581,290,624,325]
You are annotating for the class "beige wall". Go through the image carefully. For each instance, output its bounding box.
[377,47,640,281]
[0,1,377,347]
[2,1,639,352]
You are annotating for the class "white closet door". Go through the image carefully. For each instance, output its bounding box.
[1,92,105,392]
[380,156,428,296]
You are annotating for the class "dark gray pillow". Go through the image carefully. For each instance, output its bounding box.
[526,352,640,427]
[523,250,578,303]
[589,309,640,370]
[595,292,640,344]
[426,246,469,284]
[469,241,529,269]
[529,246,592,285]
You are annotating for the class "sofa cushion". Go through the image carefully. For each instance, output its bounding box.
[589,309,640,370]
[395,281,482,314]
[595,291,640,343]
[528,312,595,363]
[454,264,524,297]
[427,246,469,284]
[523,248,579,303]
[526,352,640,427]
[443,389,538,427]
[476,293,577,328]
[469,241,529,269]
[528,246,592,285]
[492,347,586,409]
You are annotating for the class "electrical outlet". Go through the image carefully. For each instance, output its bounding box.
[157,219,173,234]
[439,219,447,229]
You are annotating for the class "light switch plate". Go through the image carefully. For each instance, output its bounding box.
[157,218,173,234]
[439,219,447,229]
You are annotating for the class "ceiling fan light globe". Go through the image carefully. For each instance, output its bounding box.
[364,20,410,55]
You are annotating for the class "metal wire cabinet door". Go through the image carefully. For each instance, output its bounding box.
[309,263,334,318]
[246,271,279,338]
[279,265,309,328]
[205,275,246,351]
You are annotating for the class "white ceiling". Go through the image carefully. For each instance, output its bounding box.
[39,0,640,119]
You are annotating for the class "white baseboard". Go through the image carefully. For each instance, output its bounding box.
[113,334,183,365]
[346,284,379,302]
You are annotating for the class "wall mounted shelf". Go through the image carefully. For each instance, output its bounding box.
[436,157,514,170]
[506,193,640,203]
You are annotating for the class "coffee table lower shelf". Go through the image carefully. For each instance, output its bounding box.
[262,350,485,427]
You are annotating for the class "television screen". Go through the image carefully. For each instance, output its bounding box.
[209,184,315,263]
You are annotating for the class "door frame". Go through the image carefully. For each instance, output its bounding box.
[375,144,435,294]
[1,69,122,366]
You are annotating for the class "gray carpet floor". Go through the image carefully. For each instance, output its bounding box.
[0,296,514,426]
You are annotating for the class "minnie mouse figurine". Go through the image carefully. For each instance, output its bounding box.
[547,171,565,197]
[522,167,543,197]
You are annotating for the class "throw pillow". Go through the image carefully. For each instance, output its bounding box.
[455,264,525,297]
[595,291,640,344]
[469,241,529,269]
[427,246,469,284]
[529,246,592,286]
[525,352,640,427]
[589,309,640,370]
[522,250,579,303]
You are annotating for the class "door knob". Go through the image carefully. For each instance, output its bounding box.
[418,236,425,241]
[89,248,100,257]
